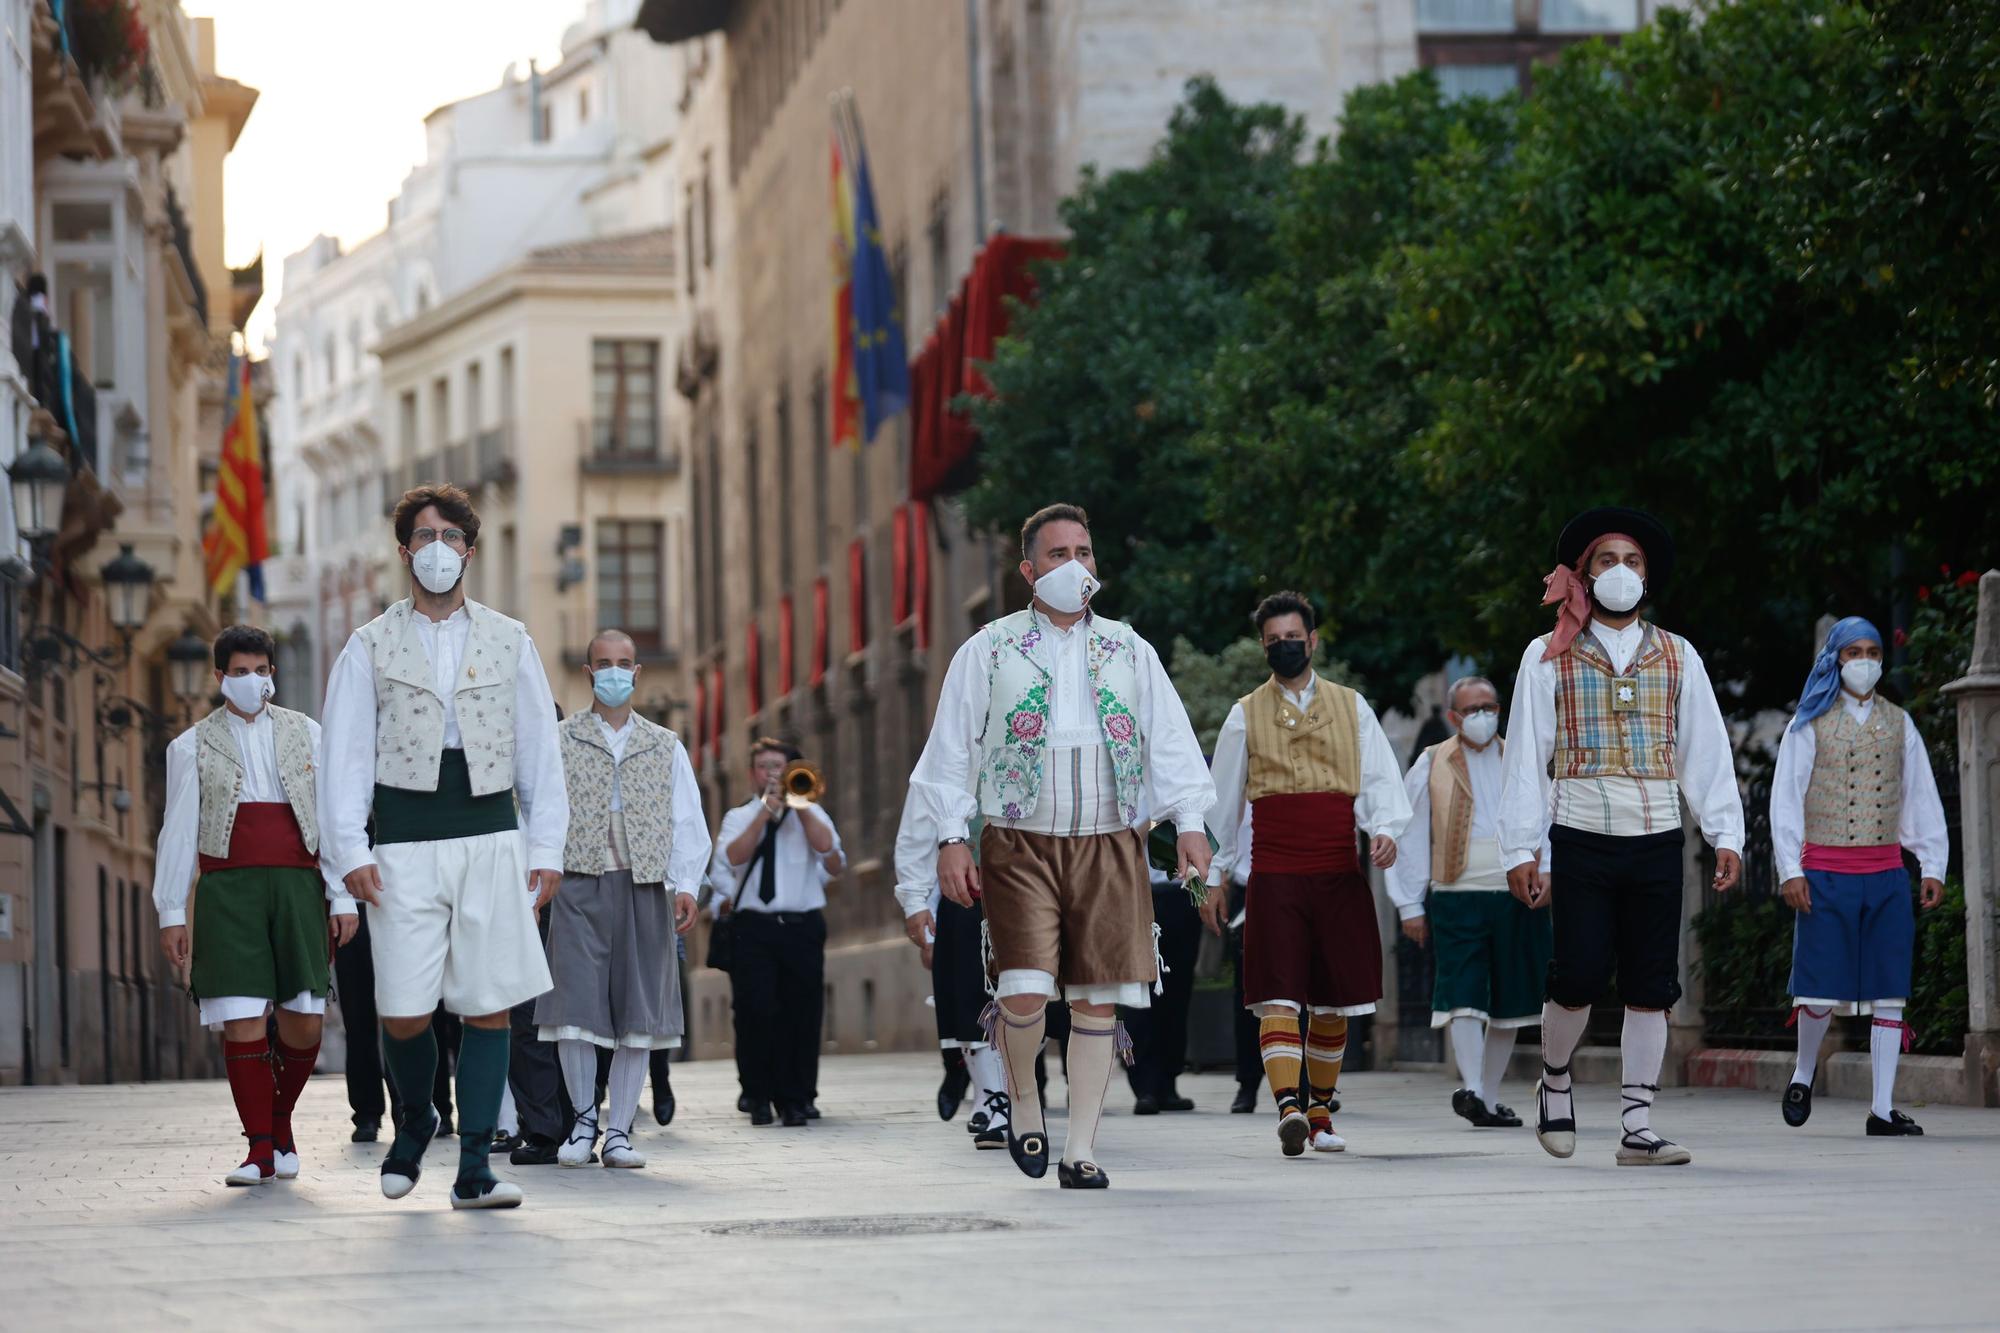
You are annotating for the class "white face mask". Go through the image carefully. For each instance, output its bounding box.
[1032,558,1100,615]
[219,673,272,715]
[1592,563,1645,614]
[410,541,464,595]
[1458,709,1500,745]
[1840,658,1883,697]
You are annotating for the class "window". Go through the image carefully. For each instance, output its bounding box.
[1416,0,1512,31]
[1542,0,1639,32]
[498,346,516,422]
[578,87,591,123]
[592,339,661,456]
[700,152,715,269]
[398,390,418,463]
[465,361,484,434]
[928,196,951,318]
[684,185,699,296]
[598,520,666,651]
[430,376,450,456]
[1437,64,1520,100]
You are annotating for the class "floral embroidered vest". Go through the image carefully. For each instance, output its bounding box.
[194,705,320,858]
[1550,623,1683,782]
[559,711,683,884]
[977,609,1146,827]
[1803,699,1905,847]
[355,598,525,796]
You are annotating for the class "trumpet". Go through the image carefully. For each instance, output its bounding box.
[780,759,825,809]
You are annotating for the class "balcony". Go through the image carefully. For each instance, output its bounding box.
[474,424,517,487]
[576,419,681,477]
[442,439,471,487]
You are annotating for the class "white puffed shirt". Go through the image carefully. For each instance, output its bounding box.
[594,712,713,893]
[317,604,568,881]
[1497,620,1744,870]
[1384,737,1508,920]
[710,798,844,915]
[907,615,1216,846]
[1770,693,1949,883]
[1205,675,1413,887]
[152,707,354,928]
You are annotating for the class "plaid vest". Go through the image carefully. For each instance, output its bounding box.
[1551,624,1683,782]
[1802,698,1905,847]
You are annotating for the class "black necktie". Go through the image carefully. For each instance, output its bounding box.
[757,818,781,904]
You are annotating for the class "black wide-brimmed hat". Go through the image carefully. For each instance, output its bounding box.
[1554,506,1675,586]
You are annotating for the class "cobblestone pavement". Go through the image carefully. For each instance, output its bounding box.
[1,1053,1995,1330]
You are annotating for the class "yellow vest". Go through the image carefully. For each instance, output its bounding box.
[1241,676,1361,802]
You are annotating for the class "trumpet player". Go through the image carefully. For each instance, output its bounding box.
[538,629,710,1168]
[712,737,845,1127]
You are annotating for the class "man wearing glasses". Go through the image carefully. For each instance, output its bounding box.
[318,484,568,1209]
[153,624,356,1187]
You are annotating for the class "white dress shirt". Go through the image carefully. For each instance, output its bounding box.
[907,616,1216,846]
[1206,675,1413,886]
[152,708,353,928]
[317,605,569,881]
[1771,694,1949,882]
[710,798,844,915]
[1497,620,1744,870]
[1385,738,1508,920]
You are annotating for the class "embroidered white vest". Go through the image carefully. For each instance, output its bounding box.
[976,609,1148,827]
[355,598,525,796]
[194,705,320,857]
[559,712,683,884]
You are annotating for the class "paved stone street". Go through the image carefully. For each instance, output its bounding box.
[1,1053,1995,1331]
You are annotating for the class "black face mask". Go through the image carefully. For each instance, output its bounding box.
[1265,639,1311,679]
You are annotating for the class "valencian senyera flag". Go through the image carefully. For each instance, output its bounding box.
[831,90,909,448]
[203,352,268,602]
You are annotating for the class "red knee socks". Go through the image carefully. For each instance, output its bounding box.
[271,1037,320,1152]
[224,1038,276,1174]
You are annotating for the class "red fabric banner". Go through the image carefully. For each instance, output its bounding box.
[745,619,763,718]
[811,577,829,687]
[848,538,868,653]
[778,594,796,697]
[914,501,931,650]
[892,504,911,623]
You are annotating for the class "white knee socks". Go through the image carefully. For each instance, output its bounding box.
[1538,1002,1591,1120]
[1063,1009,1118,1166]
[998,1004,1048,1136]
[497,1081,519,1138]
[1481,1026,1518,1103]
[967,1044,1002,1103]
[558,1038,599,1125]
[1449,1016,1485,1098]
[1871,1005,1905,1119]
[1791,1006,1833,1087]
[605,1046,647,1135]
[1620,1008,1669,1138]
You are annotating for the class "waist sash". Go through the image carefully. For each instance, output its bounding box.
[198,802,318,872]
[374,748,519,845]
[1249,792,1358,875]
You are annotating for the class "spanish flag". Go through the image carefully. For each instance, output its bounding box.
[203,353,268,602]
[830,121,861,452]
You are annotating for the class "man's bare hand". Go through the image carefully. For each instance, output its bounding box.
[1780,876,1811,914]
[905,910,933,949]
[1712,848,1742,893]
[343,864,384,906]
[673,892,698,934]
[1175,831,1213,886]
[1401,915,1429,947]
[529,868,561,911]
[159,925,190,969]
[938,842,980,908]
[1199,885,1229,938]
[1920,877,1945,911]
[329,914,359,949]
[1507,862,1551,909]
[761,778,784,817]
[1370,834,1398,869]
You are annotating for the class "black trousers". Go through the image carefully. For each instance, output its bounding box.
[508,906,569,1140]
[1122,885,1201,1099]
[731,909,826,1110]
[333,903,390,1126]
[932,897,988,1046]
[1546,826,1685,1010]
[1229,881,1260,1087]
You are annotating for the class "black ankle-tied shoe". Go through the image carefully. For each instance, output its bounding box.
[1058,1159,1109,1190]
[1782,1081,1813,1127]
[1006,1117,1049,1179]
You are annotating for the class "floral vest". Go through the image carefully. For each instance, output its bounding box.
[1803,698,1905,847]
[559,710,683,884]
[355,598,525,796]
[977,609,1146,827]
[1550,623,1683,782]
[194,705,320,858]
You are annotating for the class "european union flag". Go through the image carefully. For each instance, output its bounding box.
[840,96,909,443]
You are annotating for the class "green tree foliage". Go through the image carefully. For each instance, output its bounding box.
[964,79,1301,653]
[1166,636,1358,750]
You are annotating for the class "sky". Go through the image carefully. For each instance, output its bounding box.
[187,1,571,350]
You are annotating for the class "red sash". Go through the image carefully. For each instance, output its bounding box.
[198,802,317,872]
[1801,842,1903,875]
[1249,792,1358,875]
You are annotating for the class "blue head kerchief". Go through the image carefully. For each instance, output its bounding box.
[1790,616,1884,731]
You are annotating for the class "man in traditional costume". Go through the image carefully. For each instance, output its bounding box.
[320,484,568,1208]
[1773,617,1948,1135]
[154,625,356,1186]
[1498,507,1744,1166]
[909,503,1214,1189]
[540,629,708,1168]
[1206,592,1411,1156]
[1387,675,1550,1128]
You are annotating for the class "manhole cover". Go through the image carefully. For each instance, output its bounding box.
[706,1213,1016,1239]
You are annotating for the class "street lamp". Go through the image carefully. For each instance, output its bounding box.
[7,434,69,543]
[167,630,212,708]
[98,543,156,635]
